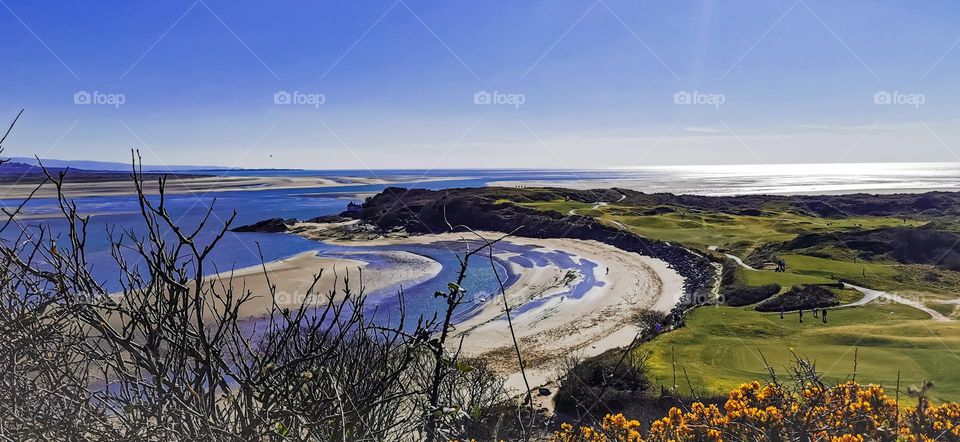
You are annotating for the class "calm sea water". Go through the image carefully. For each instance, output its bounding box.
[3,162,956,323]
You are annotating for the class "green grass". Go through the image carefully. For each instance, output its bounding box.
[642,304,960,402]
[513,197,960,402]
[601,210,920,251]
[740,268,834,288]
[514,200,599,216]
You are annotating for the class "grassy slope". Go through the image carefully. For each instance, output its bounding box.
[602,210,921,251]
[517,198,960,400]
[522,200,958,298]
[642,303,960,402]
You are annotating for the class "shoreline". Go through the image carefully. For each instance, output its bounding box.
[0,174,464,200]
[209,249,442,320]
[486,179,960,196]
[277,228,688,396]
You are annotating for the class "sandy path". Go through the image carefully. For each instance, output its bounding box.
[840,283,948,321]
[722,251,947,320]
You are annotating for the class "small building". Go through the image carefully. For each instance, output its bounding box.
[346,201,363,214]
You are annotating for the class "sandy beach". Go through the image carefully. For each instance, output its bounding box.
[208,249,441,320]
[0,174,462,200]
[285,228,687,395]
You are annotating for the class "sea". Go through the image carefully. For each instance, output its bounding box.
[3,162,957,325]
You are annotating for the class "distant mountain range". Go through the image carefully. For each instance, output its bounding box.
[3,157,232,172]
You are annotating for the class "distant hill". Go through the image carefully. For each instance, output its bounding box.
[0,161,207,184]
[3,157,231,172]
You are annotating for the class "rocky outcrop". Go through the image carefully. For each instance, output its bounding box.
[304,214,352,223]
[231,217,294,233]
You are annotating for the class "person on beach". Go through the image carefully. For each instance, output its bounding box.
[813,306,818,318]
[822,308,828,323]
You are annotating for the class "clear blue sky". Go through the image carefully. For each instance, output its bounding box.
[2,0,960,169]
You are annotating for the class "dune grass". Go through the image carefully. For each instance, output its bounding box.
[642,303,960,402]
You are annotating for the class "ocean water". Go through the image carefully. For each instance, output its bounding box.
[2,162,956,324]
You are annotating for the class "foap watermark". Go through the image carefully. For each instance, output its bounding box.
[873,90,925,108]
[273,90,326,109]
[673,90,725,108]
[74,91,126,109]
[473,90,525,109]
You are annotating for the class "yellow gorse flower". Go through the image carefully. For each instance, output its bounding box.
[552,380,960,442]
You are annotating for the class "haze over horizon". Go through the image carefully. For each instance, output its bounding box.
[3,1,960,169]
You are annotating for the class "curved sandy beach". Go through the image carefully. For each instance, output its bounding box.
[288,229,687,394]
[213,227,688,404]
[449,236,685,394]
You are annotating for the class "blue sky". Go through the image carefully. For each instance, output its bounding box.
[2,0,960,169]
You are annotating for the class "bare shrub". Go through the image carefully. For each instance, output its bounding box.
[0,112,533,441]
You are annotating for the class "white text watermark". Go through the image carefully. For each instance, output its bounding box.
[874,90,925,108]
[673,90,725,108]
[473,90,525,109]
[274,90,326,108]
[74,91,125,108]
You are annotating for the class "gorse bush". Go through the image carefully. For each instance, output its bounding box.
[554,357,960,441]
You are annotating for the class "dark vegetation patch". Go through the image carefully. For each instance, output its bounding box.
[756,284,840,312]
[554,350,653,415]
[780,227,960,271]
[609,188,960,218]
[722,284,782,307]
[552,346,726,431]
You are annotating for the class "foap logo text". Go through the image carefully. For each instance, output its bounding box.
[274,91,326,109]
[873,90,925,108]
[673,90,726,108]
[73,91,126,109]
[473,90,525,109]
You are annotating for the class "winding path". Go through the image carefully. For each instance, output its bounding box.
[839,282,947,321]
[567,192,626,216]
[719,249,947,320]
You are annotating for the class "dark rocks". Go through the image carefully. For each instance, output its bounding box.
[231,218,293,233]
[305,214,351,223]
